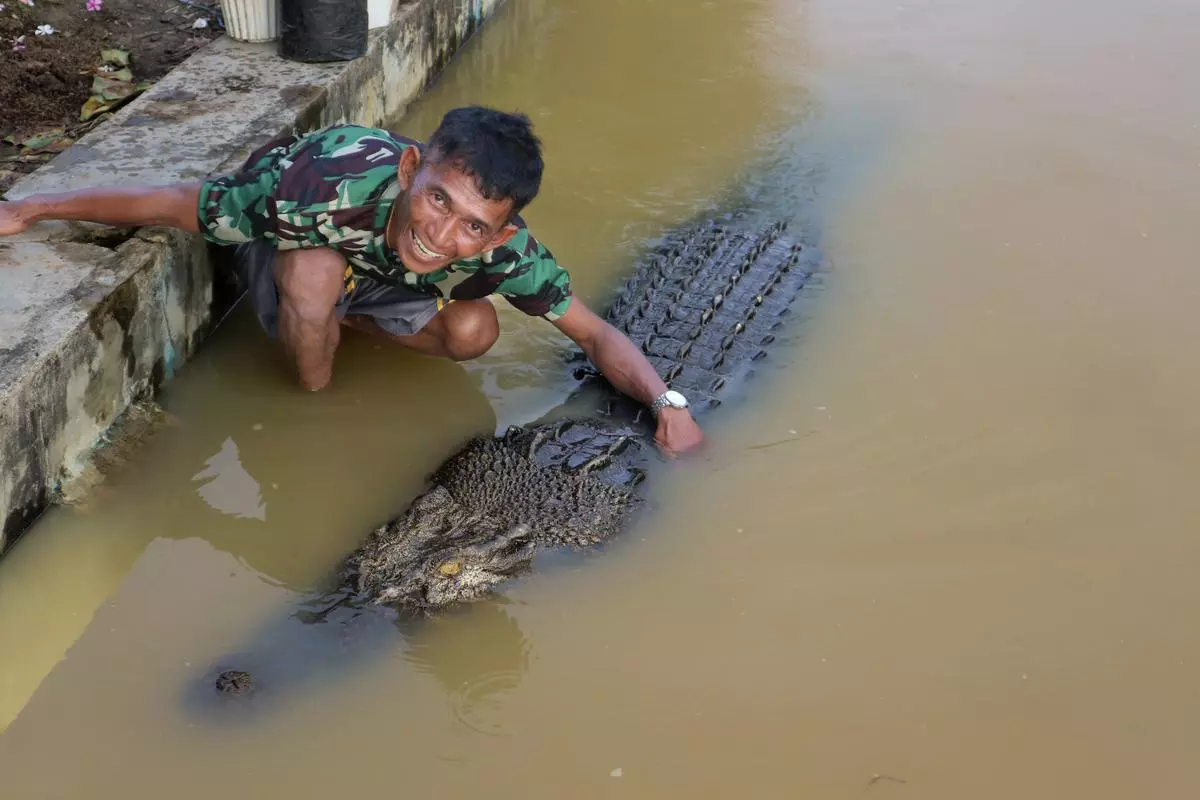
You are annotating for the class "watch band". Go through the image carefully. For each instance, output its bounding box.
[650,389,688,415]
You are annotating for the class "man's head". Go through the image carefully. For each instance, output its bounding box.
[391,106,544,272]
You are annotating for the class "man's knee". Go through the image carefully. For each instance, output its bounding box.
[441,300,499,361]
[274,248,346,322]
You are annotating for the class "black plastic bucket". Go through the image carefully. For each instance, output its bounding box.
[279,0,369,63]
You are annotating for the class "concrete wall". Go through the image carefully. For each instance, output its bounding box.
[0,0,507,558]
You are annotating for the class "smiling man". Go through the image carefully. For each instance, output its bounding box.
[0,106,704,455]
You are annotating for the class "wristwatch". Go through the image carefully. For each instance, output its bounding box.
[650,389,689,416]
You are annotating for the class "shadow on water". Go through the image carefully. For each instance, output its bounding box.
[181,589,532,730]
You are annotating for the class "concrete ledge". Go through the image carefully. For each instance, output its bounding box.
[0,0,507,556]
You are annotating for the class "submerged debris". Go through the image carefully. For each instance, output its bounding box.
[214,670,255,696]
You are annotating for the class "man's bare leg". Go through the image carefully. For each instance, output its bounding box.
[341,299,500,361]
[273,248,347,390]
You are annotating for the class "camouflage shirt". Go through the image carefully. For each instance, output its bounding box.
[196,124,574,319]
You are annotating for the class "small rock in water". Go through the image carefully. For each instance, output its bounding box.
[215,670,255,696]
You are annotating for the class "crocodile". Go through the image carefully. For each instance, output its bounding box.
[206,210,820,701]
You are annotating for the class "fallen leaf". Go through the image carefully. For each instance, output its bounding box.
[0,154,53,164]
[95,75,144,101]
[80,96,111,121]
[20,128,63,148]
[80,95,120,121]
[90,74,129,97]
[100,48,130,67]
[29,136,73,154]
[19,128,67,153]
[80,80,149,121]
[77,111,113,132]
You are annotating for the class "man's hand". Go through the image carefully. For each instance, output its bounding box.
[552,299,707,456]
[653,406,705,458]
[0,201,32,237]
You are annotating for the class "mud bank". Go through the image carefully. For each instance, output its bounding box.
[0,0,507,558]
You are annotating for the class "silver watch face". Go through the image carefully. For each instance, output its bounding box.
[664,390,688,408]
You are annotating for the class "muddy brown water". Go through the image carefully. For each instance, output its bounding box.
[2,0,1200,796]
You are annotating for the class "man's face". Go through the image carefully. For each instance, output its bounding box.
[390,146,520,273]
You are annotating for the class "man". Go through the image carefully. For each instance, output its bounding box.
[0,106,704,455]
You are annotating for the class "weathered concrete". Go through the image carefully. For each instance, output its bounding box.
[0,0,507,557]
[0,229,222,551]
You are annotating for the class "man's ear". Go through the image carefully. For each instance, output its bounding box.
[396,145,422,191]
[488,221,520,250]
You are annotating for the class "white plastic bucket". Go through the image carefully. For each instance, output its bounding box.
[222,0,280,43]
[368,0,391,28]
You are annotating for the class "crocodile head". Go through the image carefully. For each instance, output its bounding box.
[344,485,539,614]
[377,519,537,611]
[342,425,646,614]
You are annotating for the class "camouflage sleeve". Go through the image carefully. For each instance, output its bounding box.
[450,227,573,319]
[196,132,298,245]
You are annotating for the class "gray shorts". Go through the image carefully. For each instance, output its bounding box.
[233,240,441,339]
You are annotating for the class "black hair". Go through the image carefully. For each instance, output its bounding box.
[426,105,544,215]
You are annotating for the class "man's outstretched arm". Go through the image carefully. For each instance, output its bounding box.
[551,298,705,457]
[0,181,204,237]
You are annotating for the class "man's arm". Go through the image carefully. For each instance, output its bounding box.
[0,181,204,237]
[551,298,705,457]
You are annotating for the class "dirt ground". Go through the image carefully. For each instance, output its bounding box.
[0,0,222,195]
